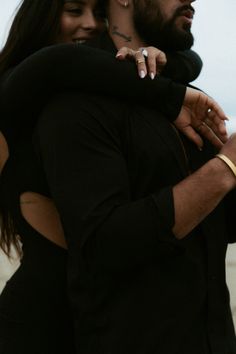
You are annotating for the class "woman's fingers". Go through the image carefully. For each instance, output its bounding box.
[116,46,167,79]
[134,49,148,78]
[147,49,166,77]
[140,47,167,78]
[116,47,147,78]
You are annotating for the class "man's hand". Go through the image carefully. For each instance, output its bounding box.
[175,87,229,150]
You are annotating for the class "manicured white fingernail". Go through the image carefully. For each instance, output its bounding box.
[150,72,155,80]
[140,70,146,79]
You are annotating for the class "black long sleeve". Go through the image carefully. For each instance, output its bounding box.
[163,50,203,84]
[0,43,191,149]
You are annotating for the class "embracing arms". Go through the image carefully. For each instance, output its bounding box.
[0,43,226,151]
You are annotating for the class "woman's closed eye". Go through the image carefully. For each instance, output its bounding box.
[65,7,83,16]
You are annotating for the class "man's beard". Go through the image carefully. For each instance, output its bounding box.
[133,2,194,51]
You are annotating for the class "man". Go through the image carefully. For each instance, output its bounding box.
[35,0,236,353]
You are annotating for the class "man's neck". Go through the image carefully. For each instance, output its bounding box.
[108,23,145,50]
[107,3,145,50]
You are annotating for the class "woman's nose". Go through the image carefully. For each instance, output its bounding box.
[80,11,97,31]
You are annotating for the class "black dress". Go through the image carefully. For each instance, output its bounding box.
[0,38,202,353]
[0,143,75,354]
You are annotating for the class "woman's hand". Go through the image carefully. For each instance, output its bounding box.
[116,46,167,79]
[175,87,229,150]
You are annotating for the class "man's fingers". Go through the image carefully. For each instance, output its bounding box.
[204,116,228,142]
[181,88,228,147]
[196,123,224,149]
[207,110,228,135]
[181,126,204,150]
[206,97,228,121]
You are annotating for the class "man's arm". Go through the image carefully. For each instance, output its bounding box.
[173,157,235,238]
[1,43,186,149]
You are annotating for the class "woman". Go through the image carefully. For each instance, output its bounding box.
[0,1,107,353]
[0,0,228,353]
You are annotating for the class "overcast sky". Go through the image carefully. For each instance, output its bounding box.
[0,0,236,122]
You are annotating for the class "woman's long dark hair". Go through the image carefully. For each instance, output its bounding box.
[0,203,21,257]
[0,0,64,256]
[0,0,64,75]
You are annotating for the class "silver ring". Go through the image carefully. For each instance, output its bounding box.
[141,48,148,58]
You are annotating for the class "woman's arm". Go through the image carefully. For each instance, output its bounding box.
[0,43,186,148]
[1,44,225,152]
[163,50,203,84]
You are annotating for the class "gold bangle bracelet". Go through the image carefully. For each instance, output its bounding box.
[216,153,236,178]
